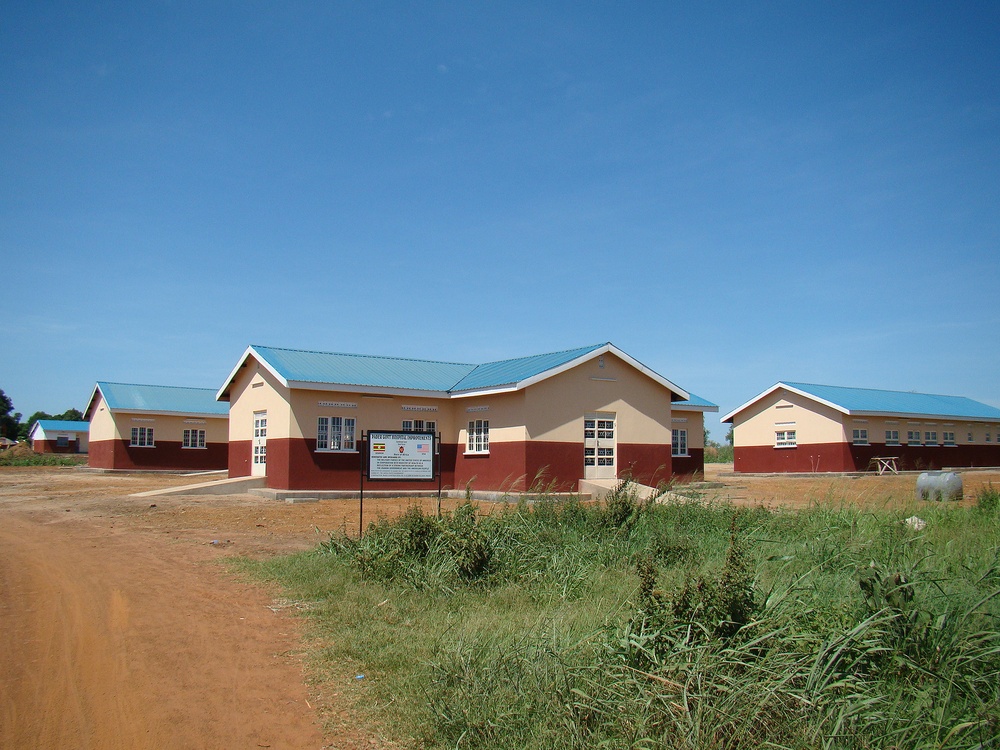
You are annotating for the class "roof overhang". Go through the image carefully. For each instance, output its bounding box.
[216,345,286,402]
[85,383,104,422]
[673,403,720,414]
[722,382,1000,423]
[723,382,851,423]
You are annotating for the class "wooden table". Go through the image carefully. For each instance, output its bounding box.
[871,456,899,475]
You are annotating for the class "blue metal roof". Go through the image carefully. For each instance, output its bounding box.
[673,392,719,410]
[97,382,230,416]
[35,420,90,432]
[784,382,1000,420]
[235,343,688,398]
[450,344,606,391]
[251,346,477,391]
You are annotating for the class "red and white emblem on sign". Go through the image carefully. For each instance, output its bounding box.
[399,445,405,453]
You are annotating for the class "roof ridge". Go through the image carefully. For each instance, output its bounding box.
[785,381,976,401]
[252,344,475,368]
[473,342,606,368]
[98,381,217,392]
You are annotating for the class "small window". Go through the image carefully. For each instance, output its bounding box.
[584,446,596,466]
[943,431,956,446]
[317,416,356,451]
[885,430,900,446]
[467,419,489,453]
[182,429,206,449]
[775,430,796,448]
[968,432,975,443]
[925,431,938,445]
[671,429,688,457]
[907,430,921,445]
[597,419,614,440]
[584,418,595,439]
[402,419,436,433]
[130,426,155,447]
[852,429,869,446]
[987,433,993,443]
[56,435,70,448]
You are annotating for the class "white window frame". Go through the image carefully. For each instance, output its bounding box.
[885,430,900,446]
[403,419,436,433]
[671,428,688,457]
[775,430,796,448]
[316,416,356,452]
[466,419,489,454]
[924,431,938,446]
[130,426,155,448]
[943,431,956,446]
[182,428,206,449]
[852,429,869,446]
[907,430,921,445]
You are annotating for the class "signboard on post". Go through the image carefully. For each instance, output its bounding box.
[367,431,436,481]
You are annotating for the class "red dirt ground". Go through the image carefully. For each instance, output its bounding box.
[2,464,998,748]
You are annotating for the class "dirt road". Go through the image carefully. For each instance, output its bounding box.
[2,464,998,749]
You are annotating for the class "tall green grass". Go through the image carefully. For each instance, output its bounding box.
[237,483,1000,749]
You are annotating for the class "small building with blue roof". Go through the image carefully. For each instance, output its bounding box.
[217,343,713,492]
[85,382,229,470]
[28,419,91,454]
[722,382,1000,473]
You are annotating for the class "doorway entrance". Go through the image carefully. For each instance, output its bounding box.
[252,411,267,477]
[583,412,616,479]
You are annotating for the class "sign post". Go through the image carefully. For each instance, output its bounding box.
[359,430,437,537]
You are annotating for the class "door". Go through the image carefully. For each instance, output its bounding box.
[583,412,616,479]
[252,411,267,477]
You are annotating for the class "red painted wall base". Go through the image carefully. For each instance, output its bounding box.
[89,439,228,470]
[226,438,679,492]
[735,443,1000,473]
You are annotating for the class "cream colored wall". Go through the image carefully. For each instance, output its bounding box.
[288,390,457,441]
[456,390,528,447]
[113,413,228,442]
[670,409,706,449]
[733,389,844,446]
[89,393,119,441]
[522,352,672,444]
[227,357,292,441]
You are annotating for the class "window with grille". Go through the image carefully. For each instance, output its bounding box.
[467,419,489,453]
[317,416,356,451]
[130,426,154,447]
[775,430,796,448]
[671,429,688,456]
[182,429,206,448]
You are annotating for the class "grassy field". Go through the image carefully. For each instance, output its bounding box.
[237,482,1000,749]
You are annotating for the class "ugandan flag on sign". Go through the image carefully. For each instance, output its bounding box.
[373,443,386,452]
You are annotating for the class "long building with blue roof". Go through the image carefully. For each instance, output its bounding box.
[85,382,229,471]
[217,342,714,492]
[722,382,1000,473]
[28,419,91,454]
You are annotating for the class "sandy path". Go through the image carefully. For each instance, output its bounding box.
[0,512,325,749]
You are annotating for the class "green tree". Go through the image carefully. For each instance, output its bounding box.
[0,389,22,440]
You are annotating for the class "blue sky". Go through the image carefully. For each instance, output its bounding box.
[3,1,998,440]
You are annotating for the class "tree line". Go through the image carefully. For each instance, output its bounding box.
[0,388,83,442]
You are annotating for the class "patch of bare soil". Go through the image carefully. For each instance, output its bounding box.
[701,463,1000,509]
[3,464,998,748]
[0,467,457,749]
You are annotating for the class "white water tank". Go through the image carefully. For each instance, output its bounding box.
[916,471,963,502]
